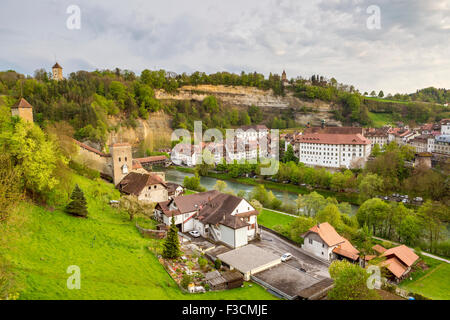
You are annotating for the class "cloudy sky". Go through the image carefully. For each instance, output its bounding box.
[0,0,449,94]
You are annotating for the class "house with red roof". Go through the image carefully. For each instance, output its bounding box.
[376,244,419,282]
[301,222,360,263]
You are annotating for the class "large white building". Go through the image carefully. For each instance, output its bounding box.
[297,133,371,169]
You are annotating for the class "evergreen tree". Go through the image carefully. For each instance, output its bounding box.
[163,216,181,259]
[65,184,88,217]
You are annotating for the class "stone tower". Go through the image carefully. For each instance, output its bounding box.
[11,98,33,122]
[110,143,133,185]
[281,70,287,83]
[52,62,63,81]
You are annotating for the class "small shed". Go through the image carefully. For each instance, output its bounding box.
[222,270,244,289]
[205,270,227,291]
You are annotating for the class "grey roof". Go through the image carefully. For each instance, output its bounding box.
[198,193,249,229]
[217,244,281,273]
[435,135,450,143]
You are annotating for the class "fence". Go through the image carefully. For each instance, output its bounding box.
[135,222,167,239]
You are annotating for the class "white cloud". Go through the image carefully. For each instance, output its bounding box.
[0,0,449,94]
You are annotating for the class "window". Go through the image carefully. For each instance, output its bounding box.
[118,157,121,162]
[154,185,157,189]
[125,157,128,161]
[322,243,324,248]
[309,239,313,244]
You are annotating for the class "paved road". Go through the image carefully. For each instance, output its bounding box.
[254,229,330,279]
[371,236,450,264]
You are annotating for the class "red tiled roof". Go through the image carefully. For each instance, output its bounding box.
[132,159,143,170]
[13,98,33,109]
[380,257,407,278]
[372,244,387,254]
[73,139,110,157]
[332,238,360,261]
[298,133,370,145]
[134,155,168,164]
[304,222,345,247]
[382,245,419,267]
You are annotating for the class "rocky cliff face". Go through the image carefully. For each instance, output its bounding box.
[84,85,341,151]
[105,111,172,151]
[156,84,341,126]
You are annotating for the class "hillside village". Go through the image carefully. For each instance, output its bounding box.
[2,79,448,301]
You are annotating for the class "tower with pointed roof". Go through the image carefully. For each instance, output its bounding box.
[52,62,63,81]
[110,143,133,185]
[11,98,34,122]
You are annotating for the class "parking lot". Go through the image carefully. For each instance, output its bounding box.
[376,194,423,205]
[254,229,330,279]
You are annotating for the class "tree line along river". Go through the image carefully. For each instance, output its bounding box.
[163,168,360,215]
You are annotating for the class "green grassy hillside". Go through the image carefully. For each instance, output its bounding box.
[1,173,276,300]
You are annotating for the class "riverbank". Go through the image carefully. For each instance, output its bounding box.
[173,166,361,205]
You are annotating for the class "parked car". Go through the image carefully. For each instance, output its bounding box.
[402,199,409,204]
[281,253,292,262]
[414,197,423,202]
[299,267,307,272]
[189,230,200,238]
[383,196,389,200]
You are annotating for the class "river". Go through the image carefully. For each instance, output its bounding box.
[163,168,359,214]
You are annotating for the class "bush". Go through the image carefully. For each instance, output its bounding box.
[181,274,193,289]
[198,257,208,270]
[69,161,100,180]
[214,259,222,270]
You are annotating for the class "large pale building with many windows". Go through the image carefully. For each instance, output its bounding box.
[297,133,371,169]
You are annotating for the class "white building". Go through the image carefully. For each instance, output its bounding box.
[408,134,435,153]
[154,190,259,248]
[441,119,450,135]
[364,128,389,148]
[302,222,359,262]
[434,135,450,156]
[297,133,371,169]
[235,125,268,142]
[170,144,201,167]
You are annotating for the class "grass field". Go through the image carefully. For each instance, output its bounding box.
[368,112,395,127]
[257,209,296,229]
[364,96,410,105]
[0,173,276,300]
[399,256,450,300]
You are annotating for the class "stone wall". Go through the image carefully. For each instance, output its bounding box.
[73,145,113,177]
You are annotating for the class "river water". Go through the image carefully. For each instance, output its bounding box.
[163,168,359,214]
